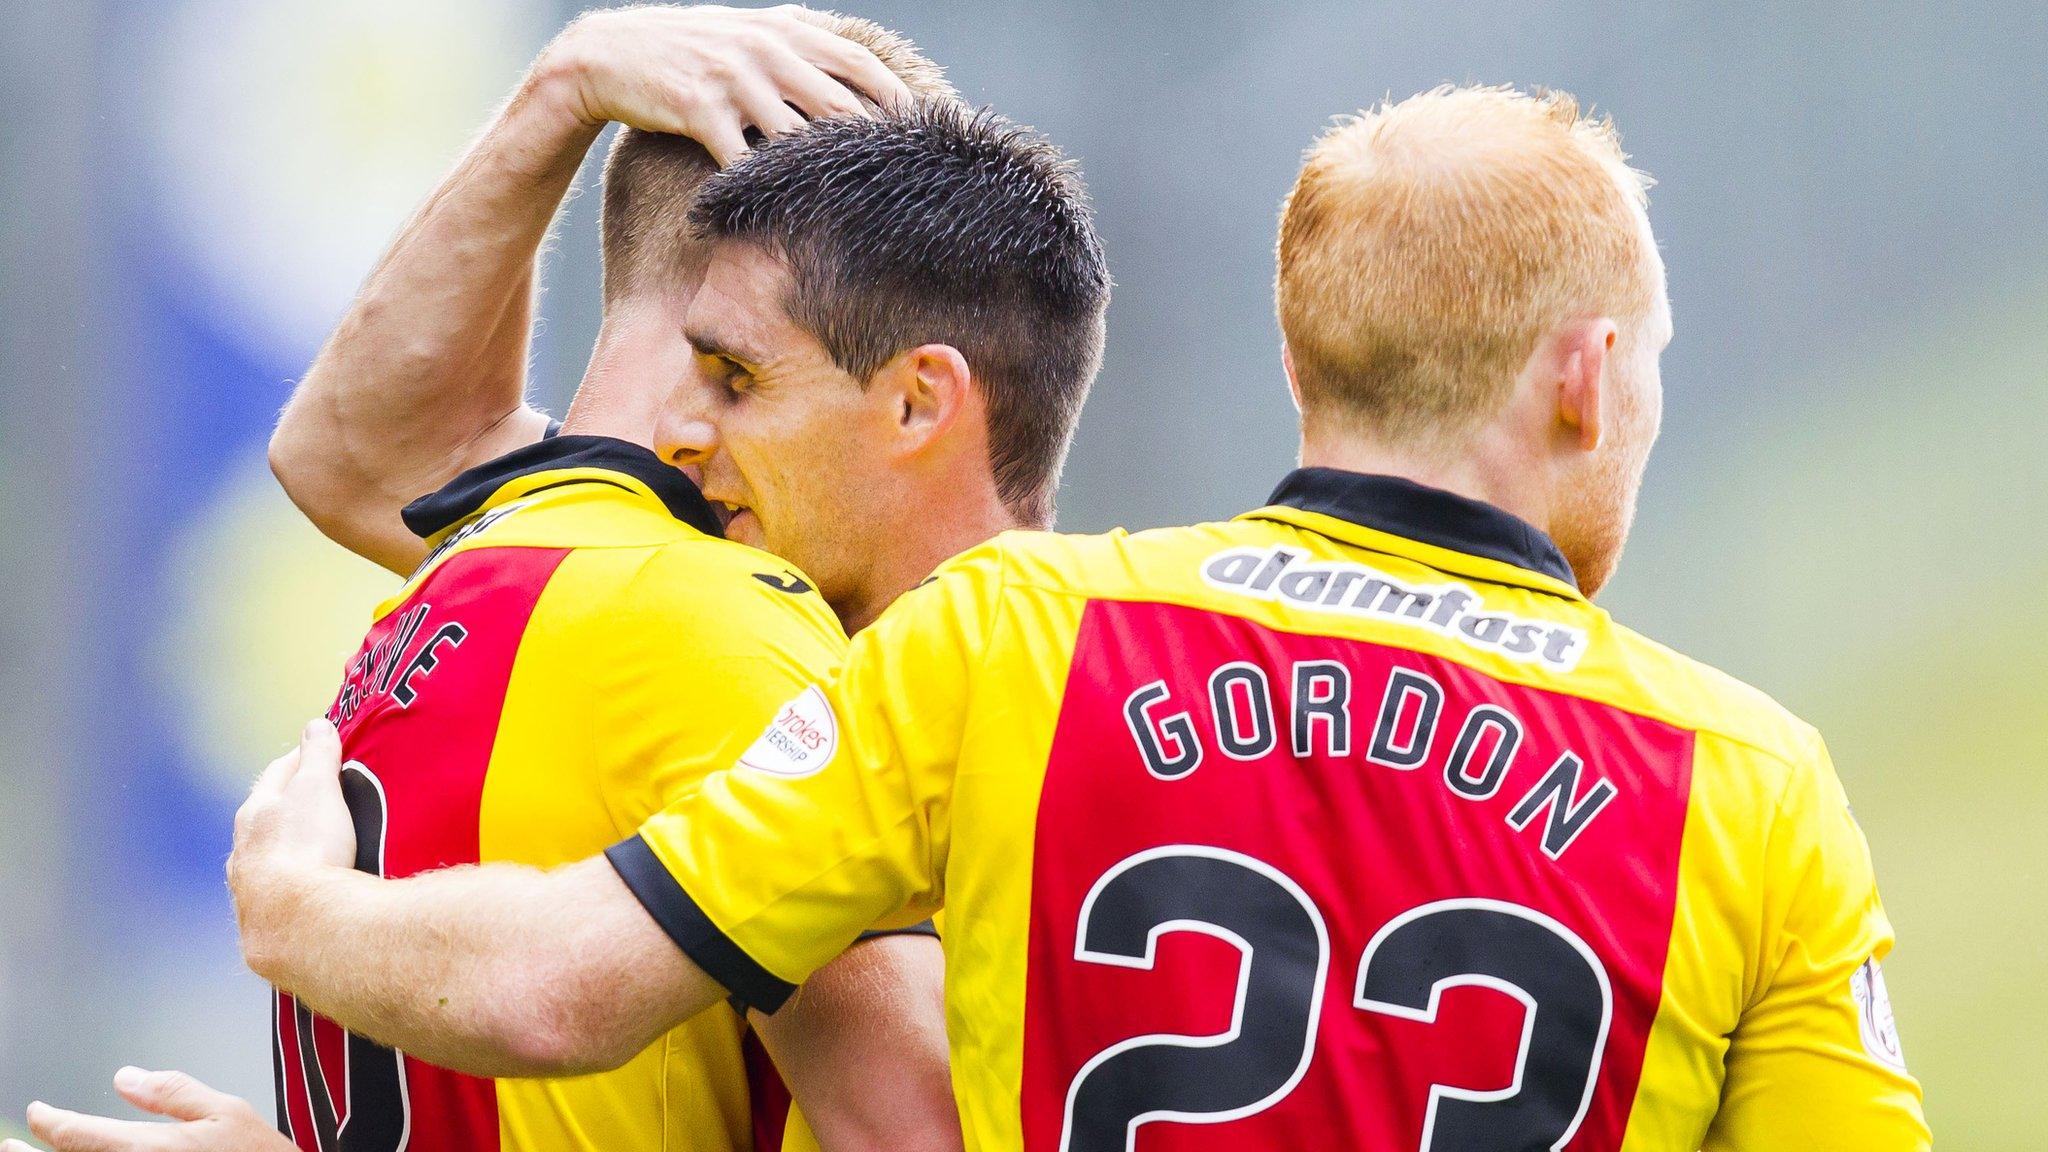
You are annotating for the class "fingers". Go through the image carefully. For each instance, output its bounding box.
[249,744,301,803]
[736,84,808,140]
[25,1101,155,1152]
[696,118,752,169]
[246,719,331,806]
[112,1067,241,1124]
[301,716,341,765]
[777,17,914,109]
[284,718,343,800]
[771,60,870,123]
[235,719,329,844]
[235,744,300,848]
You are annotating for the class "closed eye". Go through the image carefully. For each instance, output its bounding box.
[701,352,753,396]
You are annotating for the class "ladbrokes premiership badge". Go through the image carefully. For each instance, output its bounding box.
[739,685,839,778]
[1851,957,1906,1069]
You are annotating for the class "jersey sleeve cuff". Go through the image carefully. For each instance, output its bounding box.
[604,834,797,1014]
[857,919,940,942]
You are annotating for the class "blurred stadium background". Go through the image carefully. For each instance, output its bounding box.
[2,0,2043,1144]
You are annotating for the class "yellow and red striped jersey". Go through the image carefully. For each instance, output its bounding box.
[616,468,1930,1151]
[274,435,847,1152]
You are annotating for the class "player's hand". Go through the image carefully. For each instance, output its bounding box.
[6,1067,291,1152]
[534,4,914,165]
[227,718,356,940]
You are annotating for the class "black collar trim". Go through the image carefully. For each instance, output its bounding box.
[1263,468,1577,589]
[401,435,725,541]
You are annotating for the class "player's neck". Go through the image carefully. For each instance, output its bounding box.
[1297,425,1556,539]
[560,373,659,447]
[837,483,1019,635]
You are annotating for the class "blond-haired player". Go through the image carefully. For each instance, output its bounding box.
[1278,86,1663,598]
[223,84,1918,1150]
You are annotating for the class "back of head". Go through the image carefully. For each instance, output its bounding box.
[1276,85,1658,448]
[599,10,960,304]
[690,98,1111,526]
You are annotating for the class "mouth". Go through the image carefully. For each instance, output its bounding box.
[706,497,750,535]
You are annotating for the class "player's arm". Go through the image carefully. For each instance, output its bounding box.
[10,1068,291,1152]
[270,5,908,574]
[229,544,1000,1078]
[1702,736,1931,1150]
[751,933,962,1152]
[601,540,1001,1013]
[230,725,724,1075]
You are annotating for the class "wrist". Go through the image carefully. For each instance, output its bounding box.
[499,49,608,182]
[232,854,321,983]
[526,21,605,131]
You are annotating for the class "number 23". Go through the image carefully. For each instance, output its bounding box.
[1060,846,1613,1152]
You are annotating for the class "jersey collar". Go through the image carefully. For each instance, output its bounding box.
[402,434,725,541]
[1243,468,1581,599]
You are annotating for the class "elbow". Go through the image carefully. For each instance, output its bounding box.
[266,416,311,500]
[239,931,288,989]
[494,1020,626,1079]
[494,958,647,1077]
[267,388,347,513]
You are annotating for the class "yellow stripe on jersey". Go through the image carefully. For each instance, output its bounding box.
[391,435,846,1152]
[623,468,1929,1151]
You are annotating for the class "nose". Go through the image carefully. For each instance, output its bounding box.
[657,417,718,469]
[654,365,722,474]
[654,388,719,469]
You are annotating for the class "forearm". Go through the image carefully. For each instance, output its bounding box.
[754,934,962,1152]
[272,54,599,573]
[239,855,719,1077]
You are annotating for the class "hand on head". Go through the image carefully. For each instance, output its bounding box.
[538,4,915,165]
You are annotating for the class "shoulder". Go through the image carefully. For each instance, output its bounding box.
[959,521,1246,597]
[542,535,847,660]
[1594,616,1825,775]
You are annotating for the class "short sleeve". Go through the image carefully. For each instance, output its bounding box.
[1703,735,1930,1150]
[607,541,1005,1012]
[579,542,850,833]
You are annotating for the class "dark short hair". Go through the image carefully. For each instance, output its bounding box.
[689,99,1111,526]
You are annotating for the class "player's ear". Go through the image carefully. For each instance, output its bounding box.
[885,343,973,454]
[1553,319,1617,454]
[1281,343,1304,413]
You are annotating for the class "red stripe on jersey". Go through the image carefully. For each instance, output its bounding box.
[274,546,571,1152]
[1020,600,1693,1151]
[274,994,315,1144]
[742,1026,794,1152]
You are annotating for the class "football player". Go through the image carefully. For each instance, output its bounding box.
[11,9,1109,1152]
[216,87,1930,1150]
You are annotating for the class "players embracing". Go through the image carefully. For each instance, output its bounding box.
[16,6,1929,1152]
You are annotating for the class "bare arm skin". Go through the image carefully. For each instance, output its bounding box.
[14,953,965,1152]
[268,63,585,574]
[254,856,722,1077]
[242,854,972,1149]
[754,934,962,1152]
[229,724,719,1074]
[270,5,908,573]
[230,718,969,1152]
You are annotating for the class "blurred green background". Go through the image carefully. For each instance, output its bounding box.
[2,0,2042,1146]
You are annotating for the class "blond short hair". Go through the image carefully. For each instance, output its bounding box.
[600,10,959,302]
[1276,85,1658,441]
